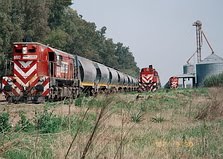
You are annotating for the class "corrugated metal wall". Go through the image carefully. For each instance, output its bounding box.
[183,64,195,75]
[196,63,223,86]
[196,54,223,86]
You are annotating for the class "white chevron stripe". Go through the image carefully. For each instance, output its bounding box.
[14,63,37,78]
[143,74,153,78]
[142,75,153,83]
[171,82,178,88]
[18,61,32,68]
[15,76,38,87]
[2,77,10,88]
[44,83,49,91]
[142,75,153,80]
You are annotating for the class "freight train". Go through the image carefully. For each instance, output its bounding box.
[138,65,161,92]
[2,42,138,103]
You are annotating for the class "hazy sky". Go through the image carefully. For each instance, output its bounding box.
[72,0,223,84]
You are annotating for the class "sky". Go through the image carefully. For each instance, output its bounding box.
[72,0,223,85]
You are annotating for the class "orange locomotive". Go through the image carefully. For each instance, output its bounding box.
[138,65,161,92]
[2,42,138,103]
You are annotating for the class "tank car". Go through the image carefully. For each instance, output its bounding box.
[2,42,138,103]
[138,65,161,92]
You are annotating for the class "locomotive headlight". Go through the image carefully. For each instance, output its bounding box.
[3,85,12,92]
[7,78,13,85]
[39,77,45,82]
[22,47,27,54]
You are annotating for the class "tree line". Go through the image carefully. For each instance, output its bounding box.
[0,0,139,77]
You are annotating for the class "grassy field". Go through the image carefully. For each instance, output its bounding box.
[0,88,223,159]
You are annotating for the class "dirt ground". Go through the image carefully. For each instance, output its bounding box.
[0,93,5,101]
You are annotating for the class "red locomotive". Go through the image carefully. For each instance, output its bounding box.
[168,76,179,89]
[2,42,78,103]
[138,65,161,92]
[2,42,138,103]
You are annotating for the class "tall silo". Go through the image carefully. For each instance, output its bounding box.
[196,54,223,86]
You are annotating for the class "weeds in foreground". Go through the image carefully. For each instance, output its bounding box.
[131,111,144,123]
[0,112,11,133]
[151,114,165,123]
[1,88,223,159]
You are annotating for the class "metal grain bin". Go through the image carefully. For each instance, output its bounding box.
[196,54,223,86]
[77,56,96,84]
[94,62,110,85]
[183,64,195,74]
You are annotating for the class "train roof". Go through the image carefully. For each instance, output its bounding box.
[13,42,48,47]
[13,42,74,58]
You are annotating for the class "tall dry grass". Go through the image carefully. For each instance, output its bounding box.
[1,88,223,159]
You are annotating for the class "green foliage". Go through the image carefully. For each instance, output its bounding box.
[0,112,11,133]
[44,28,70,50]
[69,114,96,134]
[75,96,88,107]
[203,73,223,87]
[15,111,34,132]
[3,149,31,159]
[131,111,144,123]
[0,1,139,77]
[87,98,101,107]
[151,114,165,123]
[1,89,223,158]
[34,109,62,133]
[3,139,53,159]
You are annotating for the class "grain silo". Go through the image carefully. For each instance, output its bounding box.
[183,64,195,75]
[196,54,223,86]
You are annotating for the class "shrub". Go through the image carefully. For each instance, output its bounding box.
[15,111,34,132]
[34,109,62,133]
[203,73,223,87]
[151,115,165,123]
[75,97,84,107]
[131,111,144,123]
[0,112,11,133]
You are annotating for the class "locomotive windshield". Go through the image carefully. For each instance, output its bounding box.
[14,45,36,54]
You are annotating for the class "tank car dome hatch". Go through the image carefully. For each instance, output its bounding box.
[196,54,223,86]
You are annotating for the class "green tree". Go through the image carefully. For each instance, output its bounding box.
[45,28,70,50]
[22,0,50,42]
[0,0,139,77]
[48,0,73,28]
